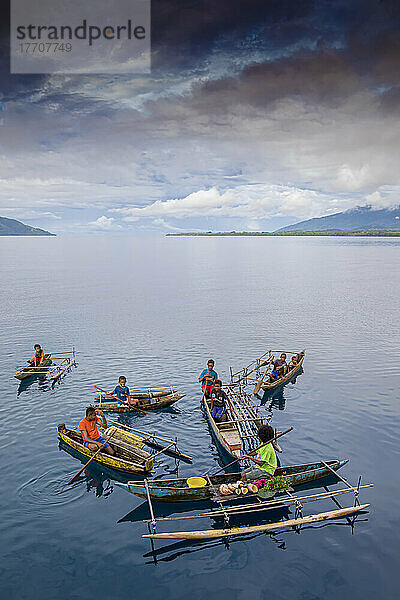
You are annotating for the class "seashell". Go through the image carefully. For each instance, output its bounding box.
[241,486,249,495]
[235,488,242,495]
[248,483,258,494]
[220,484,230,495]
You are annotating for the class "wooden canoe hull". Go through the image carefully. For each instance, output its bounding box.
[57,425,154,474]
[14,354,52,380]
[96,388,177,401]
[202,398,241,464]
[96,394,184,413]
[261,350,305,391]
[143,504,370,540]
[118,459,349,502]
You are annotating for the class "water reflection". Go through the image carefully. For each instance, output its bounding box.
[16,362,79,396]
[17,376,50,396]
[82,464,114,498]
[254,366,304,410]
[258,366,304,407]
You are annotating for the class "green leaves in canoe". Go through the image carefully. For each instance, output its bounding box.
[258,475,292,499]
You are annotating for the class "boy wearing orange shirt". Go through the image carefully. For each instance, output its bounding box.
[79,407,115,455]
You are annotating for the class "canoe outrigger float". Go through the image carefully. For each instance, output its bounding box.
[143,503,371,540]
[15,348,77,382]
[136,461,373,542]
[117,459,349,502]
[230,349,305,393]
[95,393,185,413]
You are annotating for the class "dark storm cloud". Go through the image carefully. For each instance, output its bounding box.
[150,0,315,65]
[0,0,45,99]
[0,0,399,233]
[188,50,361,111]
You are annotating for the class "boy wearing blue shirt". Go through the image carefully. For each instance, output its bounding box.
[199,359,218,398]
[113,376,139,407]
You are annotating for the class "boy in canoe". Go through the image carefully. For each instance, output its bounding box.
[240,424,277,482]
[79,407,115,455]
[269,353,287,382]
[199,359,218,398]
[28,344,44,366]
[112,376,139,407]
[209,379,228,422]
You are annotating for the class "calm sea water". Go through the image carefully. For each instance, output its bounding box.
[0,235,399,600]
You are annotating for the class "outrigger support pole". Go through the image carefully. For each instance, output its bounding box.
[204,474,230,528]
[144,479,157,533]
[322,461,363,508]
[284,488,303,522]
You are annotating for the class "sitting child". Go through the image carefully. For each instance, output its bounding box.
[209,379,228,422]
[112,376,139,407]
[240,424,277,482]
[269,353,287,381]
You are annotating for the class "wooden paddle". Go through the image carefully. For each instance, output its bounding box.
[57,428,116,494]
[94,385,147,415]
[253,354,274,395]
[208,426,293,477]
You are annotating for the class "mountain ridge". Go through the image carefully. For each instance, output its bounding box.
[275,205,400,232]
[0,216,55,236]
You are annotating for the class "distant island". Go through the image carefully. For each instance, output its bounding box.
[276,205,400,232]
[167,230,400,237]
[0,216,55,236]
[167,205,400,237]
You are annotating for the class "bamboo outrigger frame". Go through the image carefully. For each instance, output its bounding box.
[229,349,305,393]
[201,384,273,464]
[14,348,77,382]
[105,418,193,462]
[223,384,276,456]
[141,470,373,541]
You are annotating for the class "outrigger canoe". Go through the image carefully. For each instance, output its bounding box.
[57,424,154,475]
[117,459,348,502]
[96,393,185,413]
[14,354,52,380]
[260,350,306,392]
[15,349,77,382]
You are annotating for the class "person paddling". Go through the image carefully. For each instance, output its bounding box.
[28,344,44,366]
[199,359,218,398]
[240,424,277,482]
[79,407,115,456]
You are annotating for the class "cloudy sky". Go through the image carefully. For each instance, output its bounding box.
[0,0,399,234]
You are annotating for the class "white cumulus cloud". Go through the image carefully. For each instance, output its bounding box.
[111,184,341,221]
[88,215,122,230]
